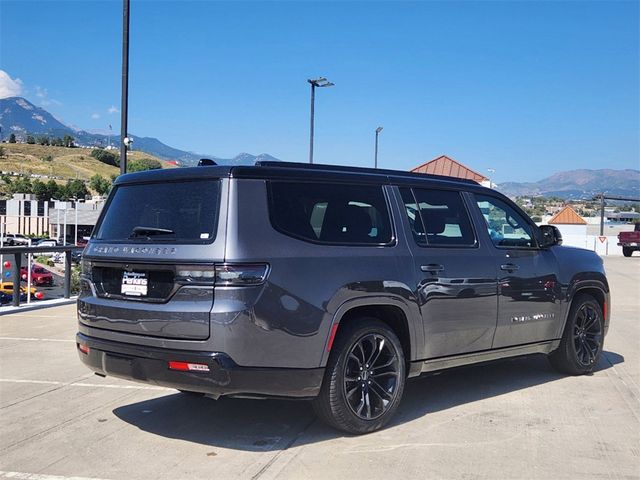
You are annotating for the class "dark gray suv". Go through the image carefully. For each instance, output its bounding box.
[77,161,610,434]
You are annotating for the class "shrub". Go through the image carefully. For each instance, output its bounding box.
[128,158,162,172]
[36,255,54,267]
[71,265,81,294]
[90,149,119,167]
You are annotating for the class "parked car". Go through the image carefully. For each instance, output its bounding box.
[20,265,54,286]
[618,223,640,257]
[2,233,30,246]
[77,162,610,434]
[0,291,27,305]
[34,238,60,248]
[0,281,43,299]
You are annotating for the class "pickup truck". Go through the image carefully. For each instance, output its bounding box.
[1,234,30,246]
[618,223,640,257]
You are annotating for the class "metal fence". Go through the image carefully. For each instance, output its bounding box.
[0,245,82,307]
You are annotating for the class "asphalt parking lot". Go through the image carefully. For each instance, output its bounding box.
[0,256,638,480]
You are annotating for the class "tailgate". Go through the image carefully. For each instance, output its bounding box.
[78,261,215,340]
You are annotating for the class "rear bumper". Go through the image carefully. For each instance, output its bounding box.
[76,333,324,399]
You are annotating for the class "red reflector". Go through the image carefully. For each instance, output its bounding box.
[168,361,210,372]
[326,323,340,352]
[78,344,90,354]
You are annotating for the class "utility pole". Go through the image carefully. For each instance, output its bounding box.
[120,0,130,175]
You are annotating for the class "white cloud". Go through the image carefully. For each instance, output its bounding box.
[0,70,24,99]
[35,86,48,98]
[91,113,101,119]
[107,105,119,114]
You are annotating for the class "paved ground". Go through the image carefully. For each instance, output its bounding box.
[0,256,638,480]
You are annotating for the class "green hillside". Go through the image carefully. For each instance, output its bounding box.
[0,143,174,181]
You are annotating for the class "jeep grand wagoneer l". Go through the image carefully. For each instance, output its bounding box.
[77,162,610,434]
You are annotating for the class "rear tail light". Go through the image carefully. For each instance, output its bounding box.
[168,361,210,372]
[175,265,216,285]
[78,343,90,354]
[214,264,269,286]
[175,264,269,286]
[80,259,93,278]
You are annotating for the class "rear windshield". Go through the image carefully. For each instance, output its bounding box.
[93,179,221,243]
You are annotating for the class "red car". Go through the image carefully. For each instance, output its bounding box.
[20,265,54,286]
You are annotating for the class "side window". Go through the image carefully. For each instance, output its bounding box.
[268,181,393,245]
[412,189,476,246]
[400,187,476,247]
[475,194,535,248]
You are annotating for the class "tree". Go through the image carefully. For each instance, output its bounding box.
[89,174,111,196]
[63,135,75,148]
[26,135,36,144]
[45,179,60,199]
[32,180,49,200]
[128,158,162,172]
[90,149,119,167]
[0,146,5,158]
[8,176,33,194]
[38,136,50,146]
[64,179,88,200]
[8,133,16,143]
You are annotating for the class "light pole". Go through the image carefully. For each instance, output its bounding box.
[487,168,496,188]
[308,77,334,164]
[120,0,130,175]
[374,127,383,168]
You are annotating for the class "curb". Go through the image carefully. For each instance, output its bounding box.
[0,297,77,316]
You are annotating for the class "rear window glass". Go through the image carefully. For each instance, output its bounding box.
[268,181,393,245]
[94,179,221,243]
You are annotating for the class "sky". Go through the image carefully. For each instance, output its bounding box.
[0,0,638,182]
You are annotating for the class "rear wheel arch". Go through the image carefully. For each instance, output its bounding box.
[325,303,413,370]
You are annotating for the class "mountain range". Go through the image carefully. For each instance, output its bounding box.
[0,96,278,166]
[496,169,640,199]
[1,96,638,199]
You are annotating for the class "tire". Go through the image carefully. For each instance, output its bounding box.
[548,294,604,375]
[312,318,406,434]
[622,247,633,257]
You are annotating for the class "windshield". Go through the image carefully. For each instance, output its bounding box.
[93,179,221,243]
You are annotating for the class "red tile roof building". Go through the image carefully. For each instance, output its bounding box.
[548,206,587,225]
[411,155,489,184]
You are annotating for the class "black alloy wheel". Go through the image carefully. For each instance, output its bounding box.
[343,333,401,420]
[312,318,406,434]
[572,303,603,367]
[549,294,604,375]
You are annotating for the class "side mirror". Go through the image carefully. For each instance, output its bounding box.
[539,225,563,248]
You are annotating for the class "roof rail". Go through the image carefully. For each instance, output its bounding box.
[254,161,480,185]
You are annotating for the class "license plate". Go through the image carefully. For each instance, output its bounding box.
[121,271,148,296]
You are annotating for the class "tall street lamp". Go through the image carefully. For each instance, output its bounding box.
[487,168,496,188]
[120,0,130,175]
[374,126,383,168]
[308,77,334,164]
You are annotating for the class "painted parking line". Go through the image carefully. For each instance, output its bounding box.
[0,472,111,480]
[0,379,170,391]
[0,337,74,343]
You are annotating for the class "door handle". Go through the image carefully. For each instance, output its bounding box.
[500,263,520,272]
[421,264,444,273]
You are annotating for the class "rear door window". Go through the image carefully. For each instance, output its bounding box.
[94,179,221,243]
[400,187,476,247]
[268,182,393,245]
